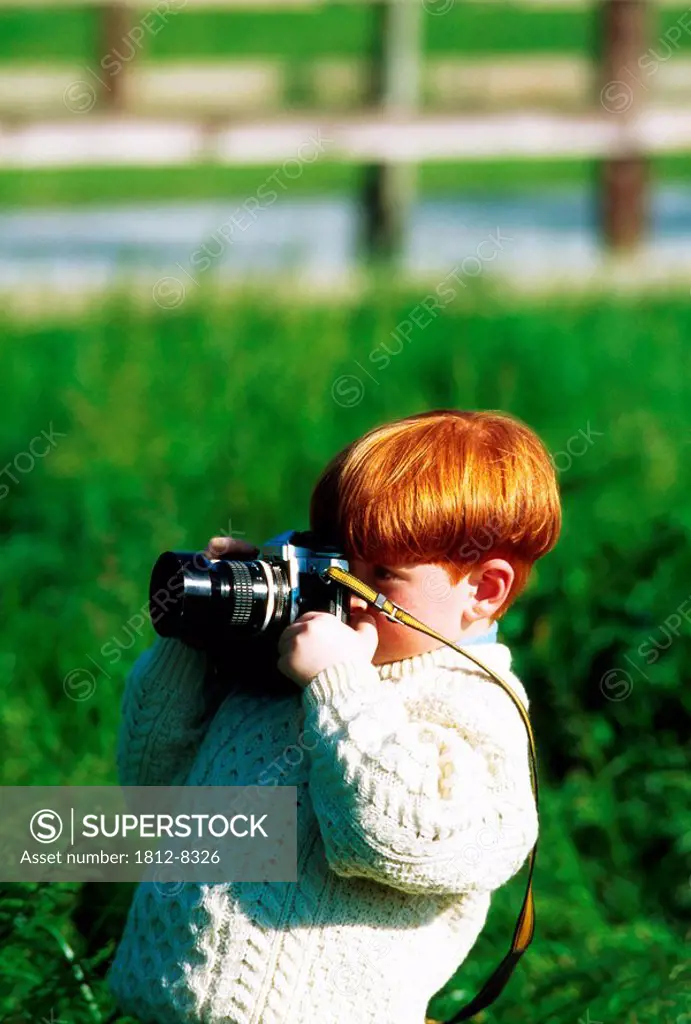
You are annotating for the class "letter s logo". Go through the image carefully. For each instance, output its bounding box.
[30,809,63,843]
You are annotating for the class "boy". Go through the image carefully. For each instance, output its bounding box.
[108,408,561,1024]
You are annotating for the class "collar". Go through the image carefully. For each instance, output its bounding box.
[460,621,499,646]
[375,627,513,683]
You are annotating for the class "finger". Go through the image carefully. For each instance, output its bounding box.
[210,536,260,556]
[352,612,377,628]
[349,595,371,614]
[293,611,329,623]
[276,655,294,681]
[279,623,301,640]
[352,614,378,642]
[205,536,260,559]
[205,537,232,557]
[277,624,298,650]
[277,622,308,653]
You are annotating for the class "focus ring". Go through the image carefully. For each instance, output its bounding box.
[224,561,253,626]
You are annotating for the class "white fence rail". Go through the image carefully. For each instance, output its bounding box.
[0,0,680,254]
[1,108,690,169]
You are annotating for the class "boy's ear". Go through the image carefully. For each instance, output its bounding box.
[467,558,514,619]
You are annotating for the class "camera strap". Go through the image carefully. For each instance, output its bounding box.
[322,564,538,1024]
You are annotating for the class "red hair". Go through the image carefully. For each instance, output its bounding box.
[309,409,561,619]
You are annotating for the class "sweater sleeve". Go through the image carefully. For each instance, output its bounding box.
[116,636,219,788]
[300,660,538,896]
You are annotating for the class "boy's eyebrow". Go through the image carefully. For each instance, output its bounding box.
[375,563,409,575]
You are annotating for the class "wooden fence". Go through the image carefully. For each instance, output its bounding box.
[0,0,684,260]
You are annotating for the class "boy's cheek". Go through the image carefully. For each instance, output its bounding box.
[370,619,405,655]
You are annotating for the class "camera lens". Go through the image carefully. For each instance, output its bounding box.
[149,552,291,644]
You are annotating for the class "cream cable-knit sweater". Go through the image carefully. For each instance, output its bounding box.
[107,633,538,1024]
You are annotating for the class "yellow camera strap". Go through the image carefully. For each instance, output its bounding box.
[323,564,538,1024]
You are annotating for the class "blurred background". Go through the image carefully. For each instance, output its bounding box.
[1,1,690,1022]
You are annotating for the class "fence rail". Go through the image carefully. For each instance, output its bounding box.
[0,0,681,259]
[2,108,689,168]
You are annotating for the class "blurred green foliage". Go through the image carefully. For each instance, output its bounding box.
[2,2,691,63]
[0,290,689,1023]
[0,3,594,63]
[3,155,691,209]
[3,2,691,63]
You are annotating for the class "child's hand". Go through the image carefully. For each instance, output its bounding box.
[277,611,378,688]
[203,535,260,560]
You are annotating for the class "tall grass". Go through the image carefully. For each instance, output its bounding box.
[0,289,689,1023]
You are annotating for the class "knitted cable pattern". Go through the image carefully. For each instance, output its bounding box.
[108,636,538,1024]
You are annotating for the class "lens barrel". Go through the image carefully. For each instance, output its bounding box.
[149,552,290,644]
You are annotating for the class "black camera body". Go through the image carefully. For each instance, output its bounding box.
[149,529,350,650]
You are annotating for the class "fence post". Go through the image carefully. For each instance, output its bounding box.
[598,0,651,251]
[362,0,422,264]
[99,0,132,110]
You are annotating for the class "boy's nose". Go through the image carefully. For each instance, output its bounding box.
[349,594,370,615]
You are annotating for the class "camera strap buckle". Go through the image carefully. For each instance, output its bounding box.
[372,592,400,623]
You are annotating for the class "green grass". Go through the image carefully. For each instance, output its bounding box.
[0,154,689,209]
[3,3,691,63]
[0,290,689,1022]
[0,3,595,63]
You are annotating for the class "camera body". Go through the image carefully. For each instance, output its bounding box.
[149,529,350,649]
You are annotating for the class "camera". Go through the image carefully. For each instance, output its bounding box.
[149,529,350,649]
